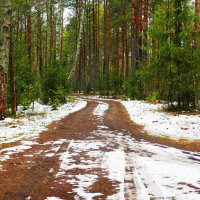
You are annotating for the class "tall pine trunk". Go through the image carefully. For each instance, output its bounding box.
[0,0,11,118]
[132,0,138,70]
[195,0,199,32]
[27,11,32,70]
[9,13,17,115]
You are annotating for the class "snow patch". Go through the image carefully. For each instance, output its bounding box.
[45,153,55,158]
[102,150,125,200]
[122,100,200,141]
[93,127,200,199]
[1,145,32,155]
[0,100,87,146]
[69,174,101,200]
[93,102,109,117]
[56,139,105,200]
[45,197,64,200]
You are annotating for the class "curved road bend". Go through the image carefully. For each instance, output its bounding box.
[0,98,200,200]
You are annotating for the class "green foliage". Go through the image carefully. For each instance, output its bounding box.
[42,67,69,105]
[4,0,200,113]
[66,96,75,102]
[147,1,200,109]
[146,92,158,103]
[123,70,146,100]
[51,98,60,110]
[15,63,38,106]
[110,69,123,97]
[98,74,108,96]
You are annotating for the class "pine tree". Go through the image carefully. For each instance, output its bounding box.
[0,0,11,118]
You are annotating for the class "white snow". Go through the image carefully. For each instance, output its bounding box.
[45,153,55,158]
[102,150,125,200]
[0,100,87,144]
[1,98,200,199]
[71,174,101,200]
[132,141,200,200]
[56,139,105,200]
[93,102,109,118]
[122,100,200,141]
[45,197,64,200]
[1,145,32,155]
[0,100,86,163]
[93,128,200,200]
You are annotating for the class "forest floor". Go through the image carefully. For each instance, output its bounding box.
[0,98,200,200]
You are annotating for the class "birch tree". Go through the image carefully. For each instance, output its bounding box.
[67,2,85,83]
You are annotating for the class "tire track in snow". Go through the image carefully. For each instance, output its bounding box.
[132,157,176,200]
[124,152,137,200]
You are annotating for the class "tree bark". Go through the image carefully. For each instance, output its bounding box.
[0,0,11,118]
[195,0,199,32]
[132,0,139,70]
[67,6,85,83]
[27,13,32,70]
[49,1,54,66]
[36,3,43,74]
[9,16,17,115]
[143,0,149,63]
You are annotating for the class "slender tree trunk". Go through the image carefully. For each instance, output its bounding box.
[0,0,11,118]
[92,0,96,92]
[45,0,49,69]
[195,0,199,32]
[115,27,120,73]
[97,0,100,65]
[9,17,17,115]
[37,6,43,74]
[107,0,111,95]
[174,0,182,107]
[60,0,64,60]
[138,0,143,66]
[123,1,129,78]
[132,0,138,70]
[121,9,125,76]
[143,0,149,63]
[103,0,107,74]
[27,13,32,70]
[67,5,85,82]
[49,2,54,66]
[88,0,92,93]
[193,0,199,107]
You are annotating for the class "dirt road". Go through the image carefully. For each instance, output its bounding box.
[0,98,200,200]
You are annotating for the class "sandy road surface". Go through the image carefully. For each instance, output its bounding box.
[0,98,200,200]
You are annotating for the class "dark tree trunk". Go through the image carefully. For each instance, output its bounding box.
[132,0,139,70]
[0,0,11,118]
[27,14,32,70]
[195,0,199,32]
[9,18,17,115]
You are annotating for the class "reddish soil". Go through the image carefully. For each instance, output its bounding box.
[0,98,199,200]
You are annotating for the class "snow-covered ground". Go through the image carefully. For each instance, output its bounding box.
[122,100,200,141]
[1,99,200,200]
[0,99,87,145]
[53,101,200,200]
[54,101,200,200]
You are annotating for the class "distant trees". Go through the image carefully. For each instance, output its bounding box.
[71,0,200,110]
[0,0,71,117]
[0,0,199,117]
[147,0,200,109]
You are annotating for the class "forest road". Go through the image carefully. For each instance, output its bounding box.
[0,98,199,200]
